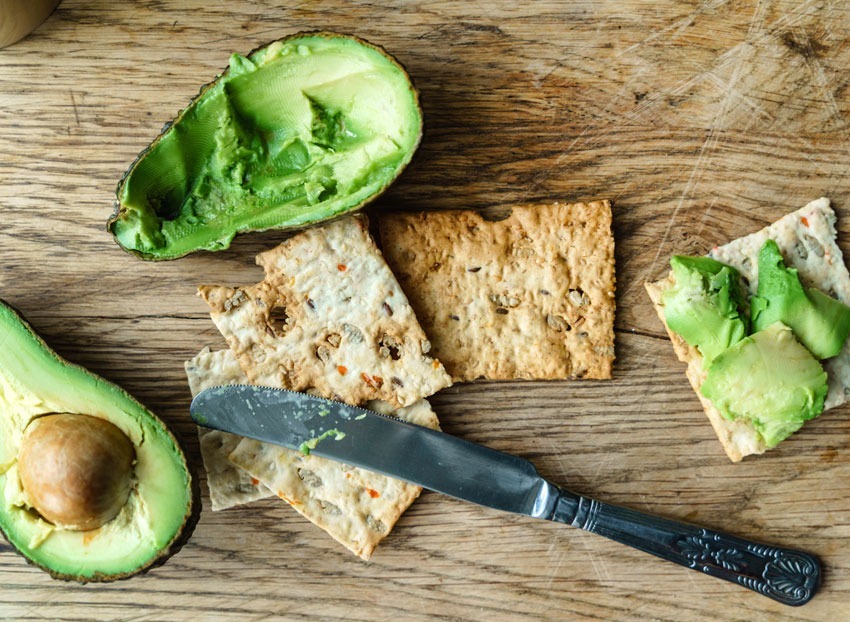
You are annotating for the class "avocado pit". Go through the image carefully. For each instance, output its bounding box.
[17,414,135,531]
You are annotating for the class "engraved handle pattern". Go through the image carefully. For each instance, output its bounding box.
[550,490,820,606]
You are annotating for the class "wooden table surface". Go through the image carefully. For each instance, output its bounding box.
[3,1,850,620]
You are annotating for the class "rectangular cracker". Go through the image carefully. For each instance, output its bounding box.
[646,197,850,462]
[197,215,450,558]
[185,347,274,511]
[199,215,452,408]
[377,202,616,382]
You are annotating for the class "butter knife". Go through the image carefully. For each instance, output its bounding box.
[190,384,821,606]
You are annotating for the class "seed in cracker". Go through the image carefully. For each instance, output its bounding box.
[377,202,616,382]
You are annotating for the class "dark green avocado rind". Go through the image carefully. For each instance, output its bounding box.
[0,299,199,582]
[108,31,423,261]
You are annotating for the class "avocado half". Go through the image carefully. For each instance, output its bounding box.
[0,299,199,581]
[108,31,424,260]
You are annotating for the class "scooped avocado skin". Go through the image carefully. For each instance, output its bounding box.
[662,255,749,365]
[751,239,850,359]
[0,299,199,582]
[109,31,423,260]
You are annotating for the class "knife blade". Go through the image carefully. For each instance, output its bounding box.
[190,384,820,606]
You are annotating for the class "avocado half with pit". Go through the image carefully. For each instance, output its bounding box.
[108,31,423,260]
[0,299,198,581]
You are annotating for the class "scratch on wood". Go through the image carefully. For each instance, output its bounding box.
[789,25,850,159]
[544,546,569,590]
[586,544,613,584]
[634,0,767,293]
[69,90,80,126]
[616,0,731,58]
[693,196,717,240]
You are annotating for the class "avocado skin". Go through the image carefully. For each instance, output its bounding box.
[108,31,423,261]
[751,239,850,359]
[0,299,200,582]
[662,255,749,365]
[701,322,827,447]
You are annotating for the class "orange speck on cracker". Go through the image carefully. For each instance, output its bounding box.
[802,216,810,227]
[337,263,347,272]
[361,373,384,388]
[337,365,348,375]
[366,488,380,498]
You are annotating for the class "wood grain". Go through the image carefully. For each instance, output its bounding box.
[2,0,850,620]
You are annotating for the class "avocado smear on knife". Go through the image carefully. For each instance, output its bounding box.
[0,299,198,581]
[109,32,423,260]
[299,429,347,455]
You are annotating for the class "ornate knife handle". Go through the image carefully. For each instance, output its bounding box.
[550,488,820,606]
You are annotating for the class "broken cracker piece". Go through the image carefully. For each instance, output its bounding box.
[378,201,616,382]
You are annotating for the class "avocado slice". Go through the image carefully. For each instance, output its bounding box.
[701,322,828,448]
[0,300,198,581]
[109,31,423,260]
[661,255,749,365]
[751,238,850,359]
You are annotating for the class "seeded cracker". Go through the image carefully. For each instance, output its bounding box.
[185,347,274,511]
[377,202,616,382]
[197,215,451,558]
[645,197,850,462]
[199,215,451,407]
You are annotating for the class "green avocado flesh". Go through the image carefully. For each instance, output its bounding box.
[110,32,423,260]
[751,239,850,359]
[0,300,196,581]
[701,322,827,448]
[299,429,346,455]
[662,255,749,365]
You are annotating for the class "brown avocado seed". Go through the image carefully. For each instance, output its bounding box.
[17,413,135,531]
